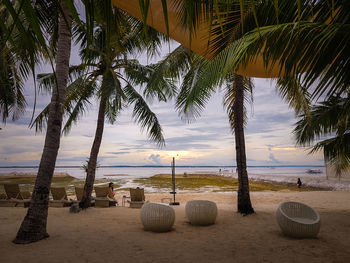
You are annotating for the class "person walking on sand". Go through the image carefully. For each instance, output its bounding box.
[297,178,302,188]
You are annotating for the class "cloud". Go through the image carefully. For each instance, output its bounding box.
[0,49,324,166]
[106,152,129,155]
[148,154,162,165]
[268,153,281,163]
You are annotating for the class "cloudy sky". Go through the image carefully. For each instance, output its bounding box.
[0,40,324,167]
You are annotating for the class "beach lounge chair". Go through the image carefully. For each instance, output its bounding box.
[3,184,31,207]
[75,186,84,201]
[0,191,16,207]
[94,186,117,207]
[127,187,146,208]
[50,187,73,207]
[75,186,95,206]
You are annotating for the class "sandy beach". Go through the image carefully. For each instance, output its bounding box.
[1,191,350,263]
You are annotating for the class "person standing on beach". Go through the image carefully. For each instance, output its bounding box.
[297,178,302,188]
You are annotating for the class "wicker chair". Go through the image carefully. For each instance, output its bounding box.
[276,201,320,238]
[185,200,217,226]
[141,203,175,232]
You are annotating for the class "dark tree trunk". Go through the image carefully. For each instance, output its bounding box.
[234,74,254,215]
[13,0,72,244]
[80,98,107,209]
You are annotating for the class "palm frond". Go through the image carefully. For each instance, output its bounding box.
[294,93,350,174]
[124,59,177,102]
[276,76,311,115]
[30,104,49,132]
[175,53,220,120]
[310,133,350,175]
[209,21,350,99]
[62,78,96,135]
[123,84,165,147]
[294,95,349,145]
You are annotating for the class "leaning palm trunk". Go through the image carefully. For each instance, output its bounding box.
[13,0,72,244]
[233,75,254,215]
[80,98,107,209]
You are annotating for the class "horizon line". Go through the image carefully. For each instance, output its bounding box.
[0,165,324,168]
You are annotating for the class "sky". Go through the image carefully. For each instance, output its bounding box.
[0,40,324,167]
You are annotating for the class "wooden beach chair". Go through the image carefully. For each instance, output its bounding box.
[75,186,95,206]
[0,190,17,207]
[127,187,147,208]
[94,186,117,208]
[3,184,31,207]
[50,187,73,207]
[75,186,84,201]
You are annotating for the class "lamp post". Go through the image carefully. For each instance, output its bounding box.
[169,156,180,205]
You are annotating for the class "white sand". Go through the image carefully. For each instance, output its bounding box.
[1,191,350,263]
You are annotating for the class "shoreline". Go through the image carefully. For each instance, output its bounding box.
[1,172,349,197]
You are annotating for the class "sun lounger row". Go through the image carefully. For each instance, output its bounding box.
[48,186,118,208]
[0,184,146,208]
[0,184,31,207]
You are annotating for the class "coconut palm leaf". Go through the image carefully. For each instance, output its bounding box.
[294,95,349,145]
[123,84,165,147]
[0,35,26,122]
[175,56,213,120]
[276,77,311,115]
[62,78,97,135]
[124,59,177,102]
[294,94,350,173]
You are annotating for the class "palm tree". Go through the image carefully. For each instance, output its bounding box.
[5,0,167,244]
[224,74,254,213]
[294,93,350,177]
[184,0,349,177]
[13,0,73,244]
[75,7,174,209]
[156,45,254,214]
[34,6,175,208]
[148,0,349,184]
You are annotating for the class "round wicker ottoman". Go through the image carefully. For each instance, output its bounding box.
[141,203,175,232]
[276,201,320,238]
[185,200,217,226]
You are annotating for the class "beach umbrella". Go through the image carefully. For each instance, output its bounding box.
[111,0,287,78]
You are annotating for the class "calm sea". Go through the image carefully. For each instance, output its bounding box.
[0,166,325,180]
[3,166,350,191]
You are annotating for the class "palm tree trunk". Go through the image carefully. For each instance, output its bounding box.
[234,74,254,215]
[13,0,72,244]
[80,98,107,209]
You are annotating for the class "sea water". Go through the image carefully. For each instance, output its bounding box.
[0,165,326,179]
[1,166,349,190]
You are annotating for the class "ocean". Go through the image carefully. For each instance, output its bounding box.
[0,165,326,180]
[5,165,347,191]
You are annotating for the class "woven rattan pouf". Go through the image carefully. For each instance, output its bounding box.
[185,200,217,226]
[276,201,320,238]
[141,203,175,232]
